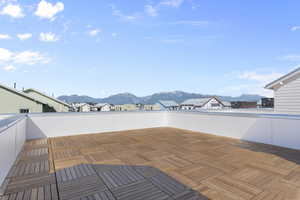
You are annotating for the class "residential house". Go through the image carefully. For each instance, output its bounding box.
[0,83,45,114]
[231,101,257,109]
[261,98,274,108]
[222,101,232,108]
[115,104,138,111]
[24,89,71,112]
[74,103,91,112]
[265,67,300,114]
[180,97,224,110]
[157,100,179,111]
[92,103,112,112]
[144,104,161,111]
[135,103,144,110]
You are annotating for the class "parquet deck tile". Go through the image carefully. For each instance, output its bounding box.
[54,156,87,170]
[95,166,144,189]
[231,166,279,188]
[2,127,300,200]
[147,171,188,196]
[179,164,224,184]
[52,148,81,160]
[284,167,300,187]
[171,189,209,200]
[203,175,262,200]
[84,151,116,163]
[111,179,169,200]
[114,153,150,165]
[58,175,107,200]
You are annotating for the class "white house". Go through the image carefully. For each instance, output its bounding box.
[73,103,91,112]
[180,97,225,110]
[265,67,300,114]
[92,103,112,112]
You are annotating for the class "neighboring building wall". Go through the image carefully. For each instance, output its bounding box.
[274,74,300,114]
[25,91,69,112]
[79,104,91,112]
[231,101,257,109]
[115,104,138,111]
[101,104,111,112]
[0,88,43,114]
[180,105,194,110]
[144,104,161,111]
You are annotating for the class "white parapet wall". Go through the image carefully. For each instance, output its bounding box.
[1,111,300,188]
[0,116,27,192]
[167,112,300,150]
[26,111,300,150]
[26,111,168,139]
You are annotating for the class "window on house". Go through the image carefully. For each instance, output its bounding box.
[211,103,220,107]
[20,109,29,113]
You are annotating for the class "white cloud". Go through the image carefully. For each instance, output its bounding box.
[0,4,25,18]
[169,20,210,26]
[39,32,59,42]
[280,54,300,62]
[0,0,17,6]
[0,48,50,66]
[220,70,284,97]
[144,5,158,17]
[0,34,11,39]
[88,29,101,36]
[14,51,50,65]
[35,0,64,20]
[160,0,184,8]
[17,33,32,40]
[238,71,283,84]
[3,65,16,71]
[291,26,300,31]
[110,4,140,21]
[219,84,274,97]
[0,48,13,62]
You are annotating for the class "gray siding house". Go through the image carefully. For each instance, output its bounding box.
[0,83,44,114]
[265,67,300,114]
[24,89,71,112]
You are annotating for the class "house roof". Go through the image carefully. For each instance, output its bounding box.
[24,88,71,108]
[222,101,231,107]
[73,103,90,107]
[265,67,300,90]
[0,83,44,105]
[181,97,225,107]
[94,103,110,107]
[158,100,179,107]
[181,98,212,106]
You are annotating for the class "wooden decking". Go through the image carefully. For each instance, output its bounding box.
[1,127,300,200]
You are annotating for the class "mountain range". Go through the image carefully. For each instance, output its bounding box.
[58,91,265,105]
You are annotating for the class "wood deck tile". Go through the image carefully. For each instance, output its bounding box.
[2,127,300,200]
[111,180,169,200]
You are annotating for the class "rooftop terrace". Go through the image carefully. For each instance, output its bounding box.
[1,127,300,200]
[1,111,300,200]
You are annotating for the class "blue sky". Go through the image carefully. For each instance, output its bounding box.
[0,0,299,97]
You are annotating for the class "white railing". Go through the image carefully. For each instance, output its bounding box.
[0,115,27,192]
